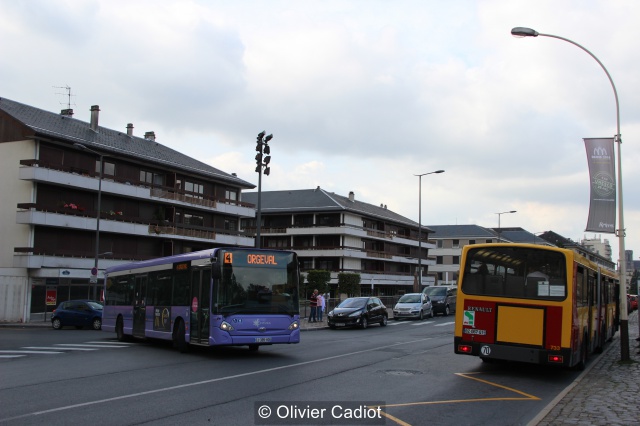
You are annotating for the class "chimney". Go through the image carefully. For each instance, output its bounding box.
[90,105,100,132]
[144,131,156,141]
[348,191,355,202]
[126,123,134,137]
[60,109,74,117]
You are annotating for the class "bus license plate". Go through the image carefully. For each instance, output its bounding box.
[254,337,272,343]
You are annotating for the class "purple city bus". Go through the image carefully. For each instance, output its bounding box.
[102,247,300,351]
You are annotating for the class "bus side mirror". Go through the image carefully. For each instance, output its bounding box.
[211,258,221,279]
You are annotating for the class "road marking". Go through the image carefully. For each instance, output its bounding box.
[378,372,540,425]
[0,337,433,422]
[54,344,128,348]
[411,321,434,326]
[23,346,97,351]
[84,341,134,345]
[434,321,455,327]
[0,350,62,355]
[0,355,26,359]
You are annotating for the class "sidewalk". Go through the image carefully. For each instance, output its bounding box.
[532,309,640,425]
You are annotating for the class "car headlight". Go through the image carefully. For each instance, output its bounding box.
[349,310,363,317]
[288,321,299,330]
[220,321,234,331]
[328,310,334,317]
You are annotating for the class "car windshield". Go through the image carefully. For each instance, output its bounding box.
[337,298,367,309]
[424,287,447,297]
[398,294,421,303]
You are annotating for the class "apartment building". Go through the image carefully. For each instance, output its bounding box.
[0,97,256,322]
[241,188,436,295]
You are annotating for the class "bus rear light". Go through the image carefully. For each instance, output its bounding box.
[548,354,563,364]
[458,344,473,354]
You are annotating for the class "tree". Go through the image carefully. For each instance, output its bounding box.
[338,272,361,297]
[304,270,331,297]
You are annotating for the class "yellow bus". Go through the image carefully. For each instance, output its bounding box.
[454,243,619,369]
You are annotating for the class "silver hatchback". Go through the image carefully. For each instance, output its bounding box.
[393,293,433,320]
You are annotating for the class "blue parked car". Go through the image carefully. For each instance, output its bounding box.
[51,300,103,330]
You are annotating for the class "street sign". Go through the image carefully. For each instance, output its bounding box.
[91,267,98,276]
[89,276,98,284]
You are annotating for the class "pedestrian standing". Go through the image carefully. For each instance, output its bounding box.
[317,292,325,321]
[309,289,318,322]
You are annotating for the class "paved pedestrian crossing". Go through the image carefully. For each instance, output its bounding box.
[0,340,133,359]
[387,320,456,327]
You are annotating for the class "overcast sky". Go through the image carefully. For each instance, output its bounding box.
[1,0,638,265]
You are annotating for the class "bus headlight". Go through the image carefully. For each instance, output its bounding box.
[220,321,234,331]
[288,321,299,330]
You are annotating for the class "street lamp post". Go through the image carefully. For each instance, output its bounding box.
[495,210,517,242]
[73,143,104,296]
[254,131,273,249]
[415,170,445,290]
[511,26,629,361]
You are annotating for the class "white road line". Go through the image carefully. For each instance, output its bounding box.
[84,341,134,345]
[434,321,455,327]
[0,337,433,422]
[23,346,97,351]
[0,355,26,358]
[411,321,435,326]
[54,344,128,348]
[0,350,62,354]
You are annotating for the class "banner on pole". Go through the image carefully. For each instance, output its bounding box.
[584,137,616,233]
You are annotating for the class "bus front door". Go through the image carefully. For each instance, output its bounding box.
[190,268,211,345]
[133,275,147,338]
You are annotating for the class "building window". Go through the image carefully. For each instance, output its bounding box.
[183,213,204,227]
[140,171,164,186]
[486,239,492,243]
[453,256,460,265]
[225,189,237,203]
[452,239,460,248]
[96,160,115,176]
[224,219,237,231]
[437,256,443,265]
[469,240,476,245]
[184,181,204,199]
[437,240,443,248]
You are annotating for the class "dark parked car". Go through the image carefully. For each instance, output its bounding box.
[51,300,103,330]
[327,297,388,329]
[422,286,457,316]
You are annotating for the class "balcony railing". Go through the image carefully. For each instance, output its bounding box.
[19,159,255,210]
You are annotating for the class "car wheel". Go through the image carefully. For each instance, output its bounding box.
[173,319,189,353]
[444,305,450,316]
[361,317,368,329]
[92,318,102,330]
[381,315,388,326]
[429,309,434,318]
[418,310,424,320]
[52,318,62,330]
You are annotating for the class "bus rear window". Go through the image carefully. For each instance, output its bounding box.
[462,246,567,301]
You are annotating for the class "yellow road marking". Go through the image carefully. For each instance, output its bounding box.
[377,372,540,425]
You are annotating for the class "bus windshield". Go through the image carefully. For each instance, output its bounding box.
[214,251,299,316]
[462,246,567,301]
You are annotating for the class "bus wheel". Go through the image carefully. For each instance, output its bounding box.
[574,338,588,371]
[248,345,259,351]
[116,317,126,342]
[173,320,189,353]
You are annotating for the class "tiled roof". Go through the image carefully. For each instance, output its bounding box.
[427,224,496,239]
[242,188,426,229]
[0,97,254,188]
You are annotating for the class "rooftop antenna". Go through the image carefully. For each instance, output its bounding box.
[53,85,75,110]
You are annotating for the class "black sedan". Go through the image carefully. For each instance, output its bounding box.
[51,300,103,330]
[327,297,388,329]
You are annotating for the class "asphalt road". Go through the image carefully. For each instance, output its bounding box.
[0,317,582,425]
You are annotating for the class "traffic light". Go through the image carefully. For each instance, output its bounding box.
[263,144,270,155]
[264,156,271,165]
[255,153,263,162]
[264,167,270,176]
[255,131,273,176]
[264,134,273,143]
[257,131,266,142]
